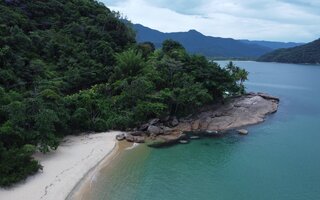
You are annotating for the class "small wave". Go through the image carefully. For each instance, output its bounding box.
[89,172,99,188]
[246,82,309,90]
[125,143,140,150]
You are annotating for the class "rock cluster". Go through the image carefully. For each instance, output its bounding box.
[116,93,279,147]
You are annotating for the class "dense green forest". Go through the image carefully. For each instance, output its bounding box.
[0,0,247,187]
[258,38,320,64]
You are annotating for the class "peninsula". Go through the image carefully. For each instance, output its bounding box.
[258,38,320,64]
[0,0,279,197]
[117,93,279,146]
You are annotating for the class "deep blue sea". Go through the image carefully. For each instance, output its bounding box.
[78,61,320,200]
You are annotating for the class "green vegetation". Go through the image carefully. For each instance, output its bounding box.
[0,0,247,187]
[258,38,320,64]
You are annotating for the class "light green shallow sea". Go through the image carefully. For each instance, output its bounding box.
[79,61,320,200]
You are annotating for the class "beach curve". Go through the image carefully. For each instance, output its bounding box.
[0,131,121,200]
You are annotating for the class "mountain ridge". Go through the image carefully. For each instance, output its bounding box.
[133,24,303,59]
[258,38,320,64]
[240,40,304,50]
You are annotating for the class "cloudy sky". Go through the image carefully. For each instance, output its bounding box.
[100,0,320,42]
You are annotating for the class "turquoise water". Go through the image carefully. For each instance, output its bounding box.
[85,61,320,200]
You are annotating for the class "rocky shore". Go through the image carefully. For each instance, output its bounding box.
[116,93,279,147]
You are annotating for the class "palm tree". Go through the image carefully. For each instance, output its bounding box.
[238,69,249,86]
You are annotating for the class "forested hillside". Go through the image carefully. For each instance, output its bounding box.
[0,0,246,186]
[239,40,303,50]
[258,38,320,64]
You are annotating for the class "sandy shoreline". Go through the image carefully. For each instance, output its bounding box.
[0,131,121,200]
[67,141,134,200]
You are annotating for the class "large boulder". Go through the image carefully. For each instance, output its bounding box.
[133,136,145,143]
[176,122,192,132]
[146,132,187,147]
[116,133,125,141]
[161,126,173,135]
[125,133,145,143]
[125,134,135,142]
[191,119,200,130]
[147,125,163,136]
[170,116,179,127]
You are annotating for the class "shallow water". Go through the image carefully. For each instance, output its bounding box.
[80,61,320,200]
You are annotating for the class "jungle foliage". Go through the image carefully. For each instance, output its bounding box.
[0,0,247,186]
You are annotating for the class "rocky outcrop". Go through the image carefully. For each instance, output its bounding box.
[115,133,125,141]
[116,133,146,143]
[188,93,279,132]
[116,93,279,147]
[147,125,163,136]
[146,131,187,147]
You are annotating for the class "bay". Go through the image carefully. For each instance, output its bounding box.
[80,61,320,200]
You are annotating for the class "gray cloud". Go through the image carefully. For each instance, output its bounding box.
[100,0,320,42]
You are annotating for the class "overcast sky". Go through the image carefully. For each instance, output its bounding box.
[100,0,320,42]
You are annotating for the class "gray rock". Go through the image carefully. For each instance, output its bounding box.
[125,134,135,142]
[147,125,163,135]
[131,131,144,136]
[125,133,145,143]
[190,94,279,132]
[116,134,125,141]
[258,93,280,101]
[149,118,160,125]
[191,120,200,130]
[176,122,192,132]
[139,123,149,131]
[179,140,189,144]
[133,136,145,143]
[237,129,249,135]
[161,126,173,135]
[170,116,179,127]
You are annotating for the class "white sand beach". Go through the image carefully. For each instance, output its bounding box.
[0,131,120,200]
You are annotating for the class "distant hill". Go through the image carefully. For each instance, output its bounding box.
[258,38,320,64]
[134,24,271,58]
[240,40,304,50]
[133,24,302,59]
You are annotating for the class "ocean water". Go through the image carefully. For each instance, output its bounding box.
[81,61,320,200]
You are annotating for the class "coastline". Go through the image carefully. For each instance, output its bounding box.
[121,93,279,147]
[67,141,134,200]
[0,131,121,200]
